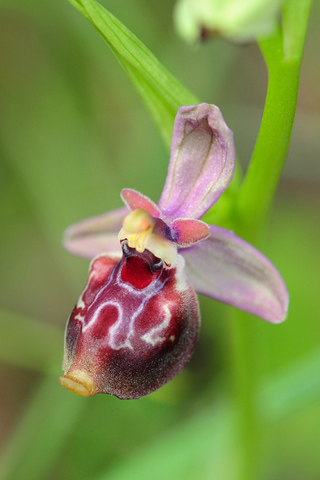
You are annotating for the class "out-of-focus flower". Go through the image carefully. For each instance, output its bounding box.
[59,104,288,399]
[174,0,284,43]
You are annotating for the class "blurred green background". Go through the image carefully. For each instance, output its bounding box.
[0,0,319,479]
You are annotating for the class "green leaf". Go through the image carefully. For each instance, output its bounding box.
[68,0,198,146]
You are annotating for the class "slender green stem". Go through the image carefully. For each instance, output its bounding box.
[236,0,313,239]
[231,2,313,480]
[233,61,297,479]
[236,57,299,237]
[281,0,314,61]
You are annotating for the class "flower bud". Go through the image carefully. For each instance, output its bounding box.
[174,0,284,44]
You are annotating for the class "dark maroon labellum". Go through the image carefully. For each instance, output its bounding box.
[60,242,199,399]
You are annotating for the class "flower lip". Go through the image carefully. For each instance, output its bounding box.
[120,241,165,288]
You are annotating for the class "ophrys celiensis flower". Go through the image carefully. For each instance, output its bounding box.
[60,104,288,399]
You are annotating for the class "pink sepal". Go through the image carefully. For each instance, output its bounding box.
[158,104,236,221]
[63,206,127,259]
[182,225,289,324]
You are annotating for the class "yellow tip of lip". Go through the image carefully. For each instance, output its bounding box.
[59,371,97,397]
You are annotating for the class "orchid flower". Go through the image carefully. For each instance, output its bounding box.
[59,103,288,400]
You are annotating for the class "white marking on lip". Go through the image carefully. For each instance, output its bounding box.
[83,300,121,329]
[81,258,174,351]
[74,313,85,322]
[102,301,134,350]
[76,297,85,310]
[174,254,189,293]
[141,304,172,346]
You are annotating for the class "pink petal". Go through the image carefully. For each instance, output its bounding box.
[63,206,128,259]
[121,189,161,217]
[158,104,236,221]
[171,218,210,247]
[181,226,289,323]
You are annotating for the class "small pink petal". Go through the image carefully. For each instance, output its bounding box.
[121,189,161,217]
[63,206,128,259]
[171,218,210,247]
[158,103,236,221]
[181,226,289,323]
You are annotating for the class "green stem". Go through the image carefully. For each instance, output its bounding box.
[231,2,313,480]
[236,0,313,239]
[237,55,299,237]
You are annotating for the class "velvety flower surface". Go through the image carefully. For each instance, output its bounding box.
[60,103,289,399]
